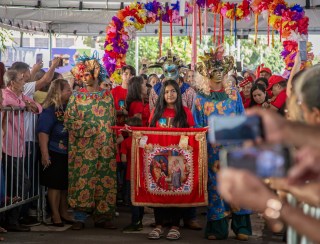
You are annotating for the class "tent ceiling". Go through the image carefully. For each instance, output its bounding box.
[1,0,320,36]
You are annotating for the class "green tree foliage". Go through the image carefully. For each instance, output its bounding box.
[0,27,14,53]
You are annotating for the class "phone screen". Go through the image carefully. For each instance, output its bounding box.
[36,54,43,64]
[220,145,291,178]
[299,41,307,61]
[208,115,264,143]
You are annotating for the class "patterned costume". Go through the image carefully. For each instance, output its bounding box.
[65,55,117,221]
[192,47,252,239]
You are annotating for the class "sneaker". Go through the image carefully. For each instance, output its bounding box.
[20,216,41,227]
[122,222,143,232]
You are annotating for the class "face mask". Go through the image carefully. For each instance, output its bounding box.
[164,64,179,80]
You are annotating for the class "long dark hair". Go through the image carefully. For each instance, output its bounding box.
[126,76,144,111]
[150,79,188,128]
[249,83,268,107]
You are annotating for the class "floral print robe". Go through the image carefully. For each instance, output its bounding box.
[192,89,251,221]
[64,88,117,218]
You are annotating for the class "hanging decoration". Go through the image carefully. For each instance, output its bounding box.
[103,0,311,82]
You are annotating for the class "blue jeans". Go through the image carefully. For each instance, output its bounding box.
[126,181,144,224]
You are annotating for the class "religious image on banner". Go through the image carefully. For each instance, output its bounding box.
[130,127,208,207]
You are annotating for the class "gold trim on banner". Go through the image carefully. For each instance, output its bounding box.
[131,130,209,207]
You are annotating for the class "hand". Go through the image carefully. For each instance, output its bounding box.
[292,51,301,72]
[120,124,132,133]
[246,107,287,144]
[122,109,128,116]
[218,168,276,212]
[268,177,290,192]
[288,146,320,184]
[261,102,270,109]
[32,62,43,72]
[50,57,62,69]
[23,100,38,113]
[41,155,51,169]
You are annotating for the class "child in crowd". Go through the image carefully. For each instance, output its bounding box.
[121,117,144,232]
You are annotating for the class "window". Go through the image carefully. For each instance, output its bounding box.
[56,38,75,47]
[35,38,49,48]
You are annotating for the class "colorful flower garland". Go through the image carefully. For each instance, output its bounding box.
[104,0,310,82]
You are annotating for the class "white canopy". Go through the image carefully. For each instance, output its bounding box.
[0,0,320,36]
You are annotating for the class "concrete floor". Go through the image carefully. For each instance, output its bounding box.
[2,206,284,243]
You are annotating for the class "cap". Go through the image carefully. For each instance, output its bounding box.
[239,76,253,88]
[267,75,285,90]
[260,67,272,75]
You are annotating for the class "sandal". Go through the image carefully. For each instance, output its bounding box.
[148,228,164,240]
[166,228,180,240]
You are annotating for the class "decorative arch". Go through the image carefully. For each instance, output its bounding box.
[103,0,310,82]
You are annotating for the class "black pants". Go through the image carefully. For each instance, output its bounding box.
[154,207,182,227]
[3,154,31,225]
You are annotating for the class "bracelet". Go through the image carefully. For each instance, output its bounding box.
[264,198,283,220]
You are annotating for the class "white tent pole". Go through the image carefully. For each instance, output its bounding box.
[135,36,139,75]
[49,27,52,60]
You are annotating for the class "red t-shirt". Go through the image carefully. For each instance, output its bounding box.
[111,86,127,126]
[271,89,287,109]
[120,136,132,181]
[148,106,195,128]
[128,101,150,127]
[240,91,251,109]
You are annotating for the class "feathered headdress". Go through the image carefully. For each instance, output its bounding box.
[148,49,185,70]
[71,52,109,81]
[196,46,234,79]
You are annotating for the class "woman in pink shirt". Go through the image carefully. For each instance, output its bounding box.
[2,70,42,232]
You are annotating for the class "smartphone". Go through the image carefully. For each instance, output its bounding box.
[58,58,63,67]
[236,61,242,72]
[299,41,307,61]
[36,53,43,64]
[208,115,264,143]
[220,144,292,178]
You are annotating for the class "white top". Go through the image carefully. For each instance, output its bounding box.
[23,82,37,142]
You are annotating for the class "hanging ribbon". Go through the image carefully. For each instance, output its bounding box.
[159,14,162,57]
[218,14,222,45]
[230,18,233,37]
[279,18,283,43]
[181,18,184,27]
[254,13,258,45]
[199,5,202,43]
[169,9,173,47]
[267,13,270,46]
[179,0,186,17]
[234,4,237,47]
[204,3,208,35]
[191,0,198,70]
[272,28,275,48]
[222,15,224,44]
[213,13,216,44]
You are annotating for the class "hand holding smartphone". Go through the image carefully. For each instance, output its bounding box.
[208,115,264,144]
[220,144,292,178]
[299,41,307,62]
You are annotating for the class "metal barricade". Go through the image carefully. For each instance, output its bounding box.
[287,194,320,244]
[0,107,40,220]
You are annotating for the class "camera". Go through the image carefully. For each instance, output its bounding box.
[220,144,292,178]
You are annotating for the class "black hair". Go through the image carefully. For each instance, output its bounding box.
[121,65,136,76]
[141,73,148,81]
[254,77,269,89]
[277,80,288,88]
[10,62,29,73]
[150,79,188,128]
[126,76,144,112]
[230,74,239,86]
[126,116,142,127]
[249,83,268,107]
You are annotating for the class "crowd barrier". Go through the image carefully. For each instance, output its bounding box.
[0,107,41,220]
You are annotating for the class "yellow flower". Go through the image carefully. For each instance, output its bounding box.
[88,177,98,189]
[106,192,116,205]
[96,201,109,213]
[109,159,117,172]
[78,138,90,149]
[101,146,114,158]
[94,185,104,197]
[74,156,83,169]
[85,148,98,160]
[101,176,115,189]
[78,189,90,203]
[77,178,87,190]
[204,102,215,116]
[105,43,113,51]
[80,164,89,176]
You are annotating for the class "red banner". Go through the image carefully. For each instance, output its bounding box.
[130,127,208,207]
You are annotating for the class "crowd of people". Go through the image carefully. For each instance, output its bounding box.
[0,45,319,243]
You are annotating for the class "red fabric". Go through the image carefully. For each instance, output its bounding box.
[130,127,208,207]
[260,67,272,75]
[239,77,253,88]
[120,136,132,181]
[267,75,285,90]
[129,101,150,127]
[271,89,287,109]
[240,92,251,109]
[148,107,195,128]
[111,86,127,126]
